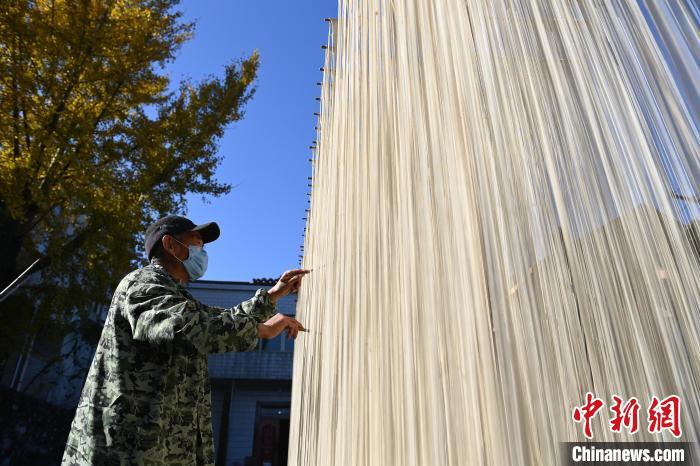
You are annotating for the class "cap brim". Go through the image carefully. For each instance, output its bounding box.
[191,222,220,244]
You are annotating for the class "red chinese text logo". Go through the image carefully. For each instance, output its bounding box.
[572,392,604,439]
[572,393,681,439]
[648,395,681,438]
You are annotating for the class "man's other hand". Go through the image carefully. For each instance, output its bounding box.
[257,314,306,340]
[267,268,311,302]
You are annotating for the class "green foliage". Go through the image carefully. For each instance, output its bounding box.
[0,0,259,358]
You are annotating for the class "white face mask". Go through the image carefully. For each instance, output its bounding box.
[172,238,208,281]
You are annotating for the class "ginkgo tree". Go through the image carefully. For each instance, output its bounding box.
[0,0,259,366]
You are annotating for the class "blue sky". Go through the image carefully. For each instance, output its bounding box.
[164,1,337,281]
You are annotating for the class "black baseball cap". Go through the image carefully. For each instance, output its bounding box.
[145,215,220,259]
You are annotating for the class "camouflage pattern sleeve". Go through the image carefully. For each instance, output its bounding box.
[124,277,278,354]
[201,288,279,352]
[228,288,278,325]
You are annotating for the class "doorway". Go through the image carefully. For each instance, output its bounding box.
[252,404,290,466]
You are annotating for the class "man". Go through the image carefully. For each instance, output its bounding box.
[61,215,308,465]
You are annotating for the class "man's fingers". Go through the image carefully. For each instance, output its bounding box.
[281,269,311,281]
[282,271,306,282]
[285,274,305,293]
[285,318,301,339]
[291,317,305,332]
[273,316,305,340]
[289,274,304,284]
[260,314,308,340]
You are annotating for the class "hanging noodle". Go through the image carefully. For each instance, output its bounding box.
[291,1,700,464]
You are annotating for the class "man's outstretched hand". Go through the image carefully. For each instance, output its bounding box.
[267,268,311,303]
[257,314,306,340]
[257,268,310,340]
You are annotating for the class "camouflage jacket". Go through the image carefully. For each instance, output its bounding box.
[62,263,277,465]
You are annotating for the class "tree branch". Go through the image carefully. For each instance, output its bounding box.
[20,333,80,394]
[35,2,115,175]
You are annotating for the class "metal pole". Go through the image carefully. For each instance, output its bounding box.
[0,257,41,304]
